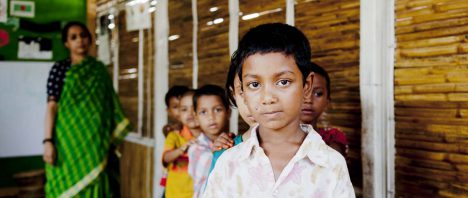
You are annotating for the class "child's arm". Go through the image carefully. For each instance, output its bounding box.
[212,132,235,152]
[162,133,195,164]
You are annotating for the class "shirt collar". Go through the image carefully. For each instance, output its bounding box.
[180,125,194,140]
[238,124,329,167]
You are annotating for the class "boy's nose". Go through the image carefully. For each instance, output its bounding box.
[261,85,278,105]
[207,112,215,120]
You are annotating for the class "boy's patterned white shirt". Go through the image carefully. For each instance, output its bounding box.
[203,124,355,198]
[188,133,213,198]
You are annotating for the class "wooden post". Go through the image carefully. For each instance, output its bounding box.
[360,0,396,197]
[229,0,239,134]
[192,0,199,89]
[153,0,169,197]
[86,0,97,57]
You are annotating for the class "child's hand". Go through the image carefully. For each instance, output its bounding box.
[180,139,197,153]
[212,132,235,152]
[162,124,174,137]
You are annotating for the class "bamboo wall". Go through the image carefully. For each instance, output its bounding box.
[120,141,154,197]
[116,6,155,197]
[197,0,229,88]
[168,1,193,87]
[94,1,156,196]
[395,0,468,197]
[295,0,362,192]
[117,10,155,138]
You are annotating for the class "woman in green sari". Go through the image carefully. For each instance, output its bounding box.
[43,21,130,197]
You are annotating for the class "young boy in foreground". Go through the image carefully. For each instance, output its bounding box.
[203,23,354,198]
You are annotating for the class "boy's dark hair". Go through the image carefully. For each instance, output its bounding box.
[310,62,331,100]
[61,21,92,43]
[165,85,190,107]
[193,84,229,112]
[226,23,312,107]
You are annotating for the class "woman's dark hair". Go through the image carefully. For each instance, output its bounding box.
[310,62,331,100]
[193,84,229,112]
[61,21,92,43]
[226,23,312,107]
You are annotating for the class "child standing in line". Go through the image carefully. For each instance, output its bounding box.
[300,63,348,157]
[207,73,257,173]
[204,23,354,197]
[187,84,230,198]
[163,90,202,198]
[160,85,190,196]
[163,85,190,135]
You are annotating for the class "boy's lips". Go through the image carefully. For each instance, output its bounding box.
[208,123,218,129]
[301,108,315,115]
[262,110,282,118]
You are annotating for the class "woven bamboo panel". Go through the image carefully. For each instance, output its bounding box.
[295,0,362,191]
[395,0,468,197]
[168,0,193,87]
[197,0,229,88]
[120,141,154,198]
[116,10,155,138]
[239,0,285,37]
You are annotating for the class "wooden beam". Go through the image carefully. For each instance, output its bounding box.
[153,0,169,197]
[360,0,396,197]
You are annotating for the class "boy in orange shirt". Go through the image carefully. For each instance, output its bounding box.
[162,90,202,198]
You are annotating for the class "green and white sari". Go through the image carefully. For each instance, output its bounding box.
[45,57,130,198]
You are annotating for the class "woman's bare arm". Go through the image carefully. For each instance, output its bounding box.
[43,101,57,165]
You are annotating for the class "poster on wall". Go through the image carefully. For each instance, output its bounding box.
[125,0,151,31]
[0,0,7,22]
[10,0,35,18]
[17,36,52,59]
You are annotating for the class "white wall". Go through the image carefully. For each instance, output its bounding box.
[0,61,53,157]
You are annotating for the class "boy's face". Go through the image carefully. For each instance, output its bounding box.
[179,94,199,129]
[167,97,181,122]
[233,76,256,126]
[242,52,311,130]
[301,74,329,124]
[196,95,229,136]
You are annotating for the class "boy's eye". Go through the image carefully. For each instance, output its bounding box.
[247,82,260,89]
[199,110,206,115]
[276,79,291,87]
[70,35,77,40]
[215,107,223,113]
[314,89,324,97]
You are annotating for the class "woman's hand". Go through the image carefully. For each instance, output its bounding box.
[43,142,56,165]
[212,132,235,152]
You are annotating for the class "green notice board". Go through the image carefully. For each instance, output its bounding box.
[0,0,87,61]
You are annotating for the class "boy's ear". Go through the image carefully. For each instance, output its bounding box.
[303,72,314,96]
